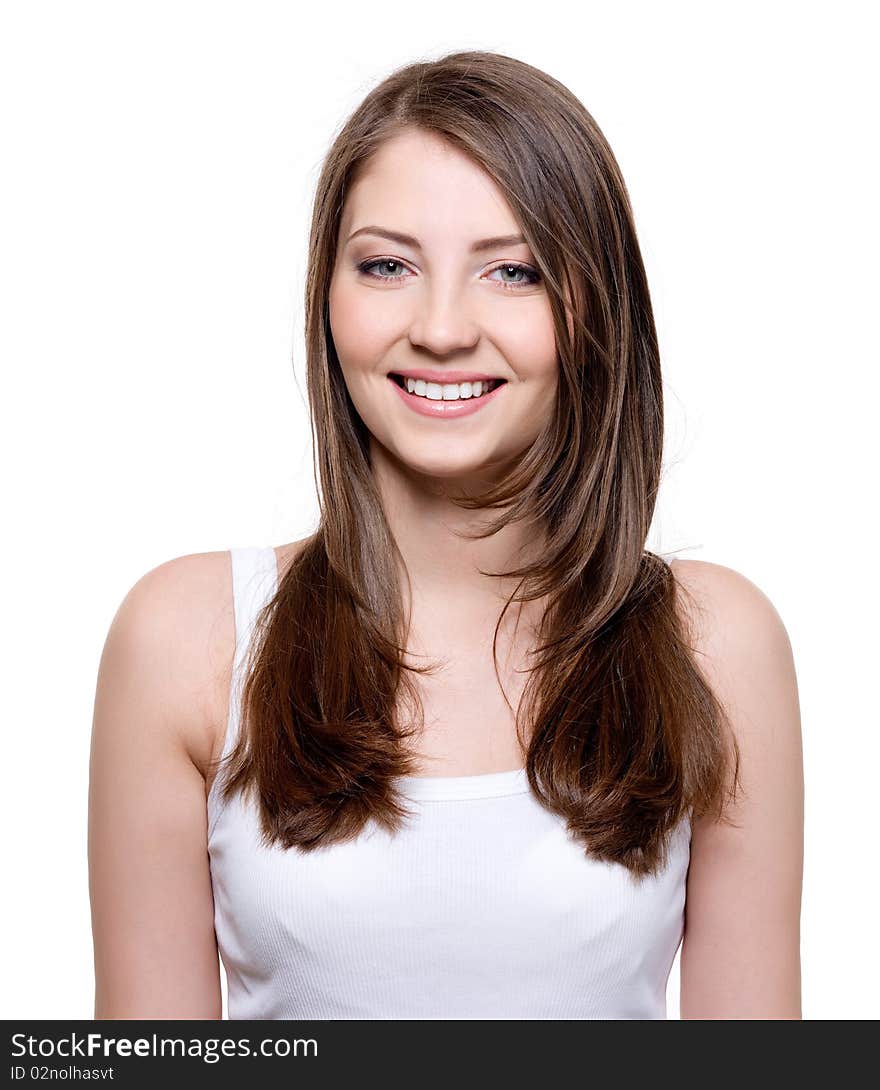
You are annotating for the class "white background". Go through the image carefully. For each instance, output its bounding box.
[2,0,876,1020]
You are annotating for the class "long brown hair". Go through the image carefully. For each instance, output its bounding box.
[215,49,741,880]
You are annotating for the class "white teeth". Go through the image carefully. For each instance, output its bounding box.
[403,377,495,400]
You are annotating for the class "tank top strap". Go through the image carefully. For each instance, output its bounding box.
[221,545,279,764]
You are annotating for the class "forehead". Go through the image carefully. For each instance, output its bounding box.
[340,129,521,240]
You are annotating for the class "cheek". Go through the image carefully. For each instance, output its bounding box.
[329,277,399,368]
[491,302,558,382]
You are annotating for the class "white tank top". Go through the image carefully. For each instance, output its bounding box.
[208,546,692,1019]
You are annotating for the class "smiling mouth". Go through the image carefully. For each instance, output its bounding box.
[388,372,505,398]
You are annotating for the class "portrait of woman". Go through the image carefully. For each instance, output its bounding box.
[87,48,804,1020]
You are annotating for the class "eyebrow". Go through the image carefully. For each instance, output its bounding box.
[345,225,528,253]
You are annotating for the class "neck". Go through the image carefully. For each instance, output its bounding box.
[371,441,546,614]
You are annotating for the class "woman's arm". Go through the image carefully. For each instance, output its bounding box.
[673,559,804,1019]
[88,552,233,1019]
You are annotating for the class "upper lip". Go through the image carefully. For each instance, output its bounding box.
[389,369,506,384]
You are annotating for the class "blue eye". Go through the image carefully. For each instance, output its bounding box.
[357,259,410,282]
[487,263,542,289]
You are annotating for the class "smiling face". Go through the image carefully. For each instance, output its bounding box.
[328,127,559,488]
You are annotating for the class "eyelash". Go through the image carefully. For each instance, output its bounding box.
[356,258,542,291]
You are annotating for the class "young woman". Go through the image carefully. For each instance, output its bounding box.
[88,50,804,1020]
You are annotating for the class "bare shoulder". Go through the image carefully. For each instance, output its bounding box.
[666,558,804,1017]
[108,539,312,780]
[666,555,800,796]
[666,557,791,655]
[99,549,237,783]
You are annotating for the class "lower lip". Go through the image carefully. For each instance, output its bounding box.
[388,376,507,418]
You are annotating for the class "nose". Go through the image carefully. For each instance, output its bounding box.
[407,281,480,356]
